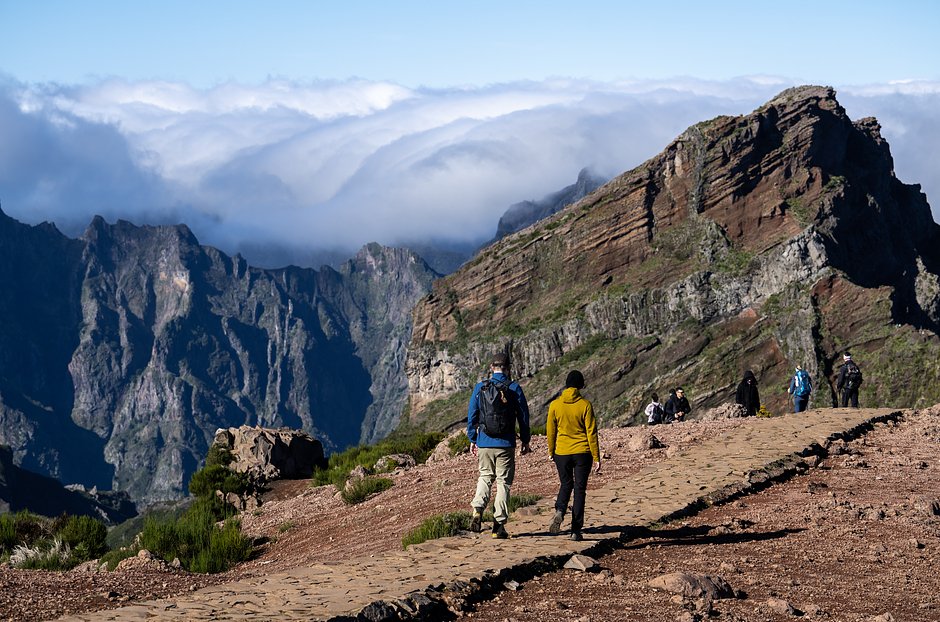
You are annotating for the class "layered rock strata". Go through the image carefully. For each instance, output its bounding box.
[406,86,940,429]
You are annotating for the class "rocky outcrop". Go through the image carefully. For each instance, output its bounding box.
[0,209,436,505]
[212,426,326,483]
[405,86,940,430]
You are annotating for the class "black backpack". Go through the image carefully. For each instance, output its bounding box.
[844,361,863,390]
[478,379,518,436]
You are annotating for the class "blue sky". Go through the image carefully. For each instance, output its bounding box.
[1,1,939,264]
[4,1,939,87]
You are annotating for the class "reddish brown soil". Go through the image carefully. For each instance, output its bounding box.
[3,410,939,622]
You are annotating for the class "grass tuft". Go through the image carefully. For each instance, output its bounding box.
[340,477,394,505]
[402,494,542,548]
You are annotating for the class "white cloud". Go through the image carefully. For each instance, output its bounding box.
[1,76,937,265]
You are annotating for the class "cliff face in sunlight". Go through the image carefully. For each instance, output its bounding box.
[405,86,940,430]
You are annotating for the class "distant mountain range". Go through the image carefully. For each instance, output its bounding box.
[0,212,436,506]
[404,86,940,431]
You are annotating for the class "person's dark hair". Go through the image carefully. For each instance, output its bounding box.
[565,370,585,389]
[651,392,659,402]
[491,351,510,368]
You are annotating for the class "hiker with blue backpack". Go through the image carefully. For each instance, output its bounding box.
[788,365,813,412]
[467,351,531,539]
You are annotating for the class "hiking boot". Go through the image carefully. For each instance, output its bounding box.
[549,510,564,535]
[569,531,583,542]
[469,509,483,533]
[492,522,509,539]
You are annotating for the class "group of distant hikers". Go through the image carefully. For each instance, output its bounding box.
[464,350,864,540]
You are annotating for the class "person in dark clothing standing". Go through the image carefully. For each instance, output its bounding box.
[663,387,691,423]
[735,370,760,417]
[836,352,863,408]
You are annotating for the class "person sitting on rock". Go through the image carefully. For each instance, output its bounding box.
[735,370,761,417]
[645,393,664,425]
[663,387,691,423]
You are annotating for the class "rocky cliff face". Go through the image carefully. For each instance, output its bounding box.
[405,86,940,429]
[0,213,435,505]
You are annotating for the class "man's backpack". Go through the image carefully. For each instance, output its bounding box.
[794,369,812,397]
[479,379,518,436]
[844,361,863,390]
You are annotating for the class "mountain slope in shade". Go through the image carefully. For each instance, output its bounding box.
[404,86,940,430]
[0,211,436,505]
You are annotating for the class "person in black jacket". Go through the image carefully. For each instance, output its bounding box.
[735,370,760,417]
[836,352,862,408]
[663,387,691,423]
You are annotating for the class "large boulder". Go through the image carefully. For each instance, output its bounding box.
[212,426,326,484]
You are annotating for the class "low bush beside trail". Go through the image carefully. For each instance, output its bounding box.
[401,493,541,548]
[0,511,109,571]
[105,447,255,574]
[312,431,443,488]
[340,476,393,505]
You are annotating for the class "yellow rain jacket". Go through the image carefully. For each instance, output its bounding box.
[547,387,599,461]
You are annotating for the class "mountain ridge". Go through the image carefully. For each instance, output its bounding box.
[404,85,940,431]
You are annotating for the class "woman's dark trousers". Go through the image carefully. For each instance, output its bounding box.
[553,452,593,533]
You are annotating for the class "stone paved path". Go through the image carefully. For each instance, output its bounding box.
[63,408,901,621]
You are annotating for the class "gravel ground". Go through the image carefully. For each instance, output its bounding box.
[2,408,938,622]
[472,407,940,622]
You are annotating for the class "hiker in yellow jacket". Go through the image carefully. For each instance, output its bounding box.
[546,370,600,541]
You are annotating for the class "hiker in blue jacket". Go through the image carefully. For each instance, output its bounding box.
[788,365,813,412]
[466,351,531,539]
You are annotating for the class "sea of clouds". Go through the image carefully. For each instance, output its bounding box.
[1,75,938,267]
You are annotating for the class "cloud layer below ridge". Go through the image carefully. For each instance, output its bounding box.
[1,76,938,266]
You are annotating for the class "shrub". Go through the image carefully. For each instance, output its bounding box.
[188,463,251,499]
[402,511,471,548]
[58,515,108,562]
[10,537,72,570]
[757,404,774,418]
[402,494,542,548]
[506,493,540,513]
[340,477,393,505]
[11,511,48,547]
[447,433,471,456]
[139,497,252,573]
[205,445,235,468]
[0,513,17,553]
[0,511,110,569]
[106,500,191,550]
[312,431,443,488]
